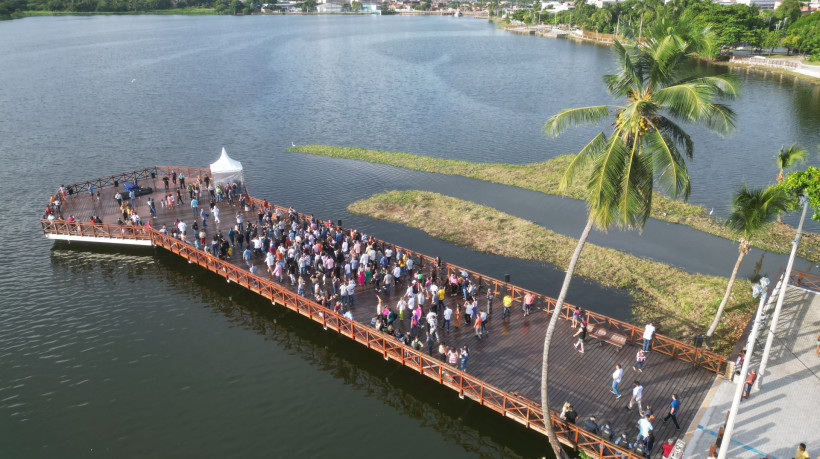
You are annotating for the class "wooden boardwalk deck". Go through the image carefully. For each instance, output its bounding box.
[44,167,726,458]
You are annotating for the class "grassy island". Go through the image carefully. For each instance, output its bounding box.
[289,145,820,263]
[349,190,754,355]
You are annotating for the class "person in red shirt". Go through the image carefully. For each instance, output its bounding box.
[743,369,757,400]
[661,438,675,458]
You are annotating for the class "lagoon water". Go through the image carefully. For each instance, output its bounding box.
[1,15,819,457]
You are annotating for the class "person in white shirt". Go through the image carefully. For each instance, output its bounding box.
[628,380,644,411]
[442,305,453,331]
[643,323,656,352]
[612,364,624,399]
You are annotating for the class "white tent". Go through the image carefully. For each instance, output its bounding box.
[210,147,245,191]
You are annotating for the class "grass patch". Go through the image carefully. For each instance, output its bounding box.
[350,190,754,355]
[290,144,820,262]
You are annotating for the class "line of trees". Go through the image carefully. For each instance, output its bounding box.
[505,0,819,60]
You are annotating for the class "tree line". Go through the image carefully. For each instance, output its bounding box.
[500,0,818,60]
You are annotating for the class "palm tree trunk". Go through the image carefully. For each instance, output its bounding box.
[541,218,593,459]
[706,245,748,339]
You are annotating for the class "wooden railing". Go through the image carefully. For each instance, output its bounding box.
[248,197,728,375]
[56,166,212,197]
[791,269,820,293]
[146,227,641,459]
[41,218,152,241]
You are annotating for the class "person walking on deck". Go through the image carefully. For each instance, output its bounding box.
[573,317,587,354]
[612,364,623,398]
[642,323,656,352]
[634,349,646,372]
[663,394,681,430]
[627,380,644,411]
[474,312,483,339]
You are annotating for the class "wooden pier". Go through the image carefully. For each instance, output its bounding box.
[42,166,728,459]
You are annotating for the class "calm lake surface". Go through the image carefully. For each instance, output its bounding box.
[1,15,818,458]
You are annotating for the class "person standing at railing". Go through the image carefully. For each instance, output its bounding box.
[502,294,512,319]
[523,293,534,317]
[642,323,656,352]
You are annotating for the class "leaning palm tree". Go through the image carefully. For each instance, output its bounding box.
[705,185,790,341]
[775,144,807,222]
[538,33,738,458]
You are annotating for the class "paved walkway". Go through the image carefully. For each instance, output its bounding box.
[686,286,820,459]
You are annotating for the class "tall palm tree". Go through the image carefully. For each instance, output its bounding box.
[775,144,806,222]
[539,33,738,458]
[705,185,791,341]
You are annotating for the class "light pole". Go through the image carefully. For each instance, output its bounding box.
[756,193,809,389]
[717,276,771,459]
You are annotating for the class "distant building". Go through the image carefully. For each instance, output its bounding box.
[540,1,574,11]
[592,0,624,7]
[316,2,343,11]
[736,0,776,9]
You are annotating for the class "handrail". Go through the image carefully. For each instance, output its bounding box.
[146,227,641,459]
[790,269,820,293]
[54,165,212,198]
[246,196,728,375]
[41,218,152,241]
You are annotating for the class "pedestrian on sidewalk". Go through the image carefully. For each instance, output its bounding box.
[573,316,587,354]
[634,349,646,372]
[663,394,681,430]
[816,333,820,356]
[627,380,643,411]
[743,369,757,400]
[795,443,809,459]
[612,364,623,398]
[643,323,656,352]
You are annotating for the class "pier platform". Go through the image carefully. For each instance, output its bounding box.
[42,166,729,458]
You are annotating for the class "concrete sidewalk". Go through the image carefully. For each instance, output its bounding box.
[685,287,820,459]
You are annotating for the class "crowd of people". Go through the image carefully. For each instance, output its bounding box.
[46,171,730,459]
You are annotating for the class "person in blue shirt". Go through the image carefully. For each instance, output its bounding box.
[663,393,681,430]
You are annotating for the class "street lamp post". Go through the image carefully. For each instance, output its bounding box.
[717,277,771,459]
[756,194,809,389]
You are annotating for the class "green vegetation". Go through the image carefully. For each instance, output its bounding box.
[504,0,819,59]
[289,145,820,262]
[1,0,269,19]
[349,190,753,354]
[778,164,820,222]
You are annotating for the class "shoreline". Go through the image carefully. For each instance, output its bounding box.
[499,22,820,82]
